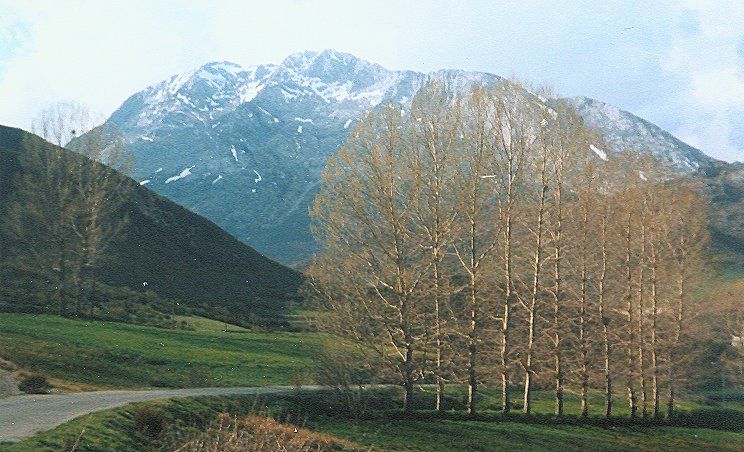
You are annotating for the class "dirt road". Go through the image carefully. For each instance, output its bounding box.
[0,385,320,443]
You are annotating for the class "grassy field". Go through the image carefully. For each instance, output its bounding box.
[0,314,323,388]
[1,313,742,450]
[311,417,743,451]
[3,391,742,451]
[171,315,250,333]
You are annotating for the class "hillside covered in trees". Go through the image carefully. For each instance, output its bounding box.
[0,124,302,326]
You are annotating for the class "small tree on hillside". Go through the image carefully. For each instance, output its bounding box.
[3,102,130,319]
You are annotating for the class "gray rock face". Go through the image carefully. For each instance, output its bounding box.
[567,96,714,172]
[93,50,717,265]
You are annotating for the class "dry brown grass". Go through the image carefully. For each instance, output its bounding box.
[174,413,351,451]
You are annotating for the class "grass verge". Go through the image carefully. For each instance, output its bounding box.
[0,314,322,388]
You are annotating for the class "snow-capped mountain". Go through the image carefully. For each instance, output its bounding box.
[90,49,718,265]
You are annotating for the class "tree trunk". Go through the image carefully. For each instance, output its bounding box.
[501,161,514,416]
[603,318,613,417]
[666,245,686,419]
[88,280,96,321]
[638,220,648,419]
[553,190,564,417]
[501,297,511,414]
[625,213,638,419]
[599,214,612,418]
[434,257,443,412]
[467,332,477,415]
[467,265,478,415]
[579,202,590,418]
[403,342,415,413]
[501,214,512,415]
[650,249,660,418]
[524,177,547,415]
[579,277,589,418]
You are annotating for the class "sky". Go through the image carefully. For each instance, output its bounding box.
[0,0,741,162]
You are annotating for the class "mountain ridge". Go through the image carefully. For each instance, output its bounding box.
[87,49,730,265]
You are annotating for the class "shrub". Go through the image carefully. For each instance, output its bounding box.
[133,407,166,439]
[185,369,211,387]
[17,374,52,394]
[313,344,383,417]
[148,377,175,388]
[671,408,744,431]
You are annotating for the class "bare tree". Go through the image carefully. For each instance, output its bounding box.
[596,168,617,418]
[545,101,582,417]
[488,82,533,414]
[309,105,429,413]
[716,279,744,392]
[616,155,642,419]
[520,102,553,415]
[663,184,709,417]
[4,137,77,315]
[68,127,130,319]
[575,156,598,418]
[4,102,129,318]
[451,86,500,415]
[407,83,460,410]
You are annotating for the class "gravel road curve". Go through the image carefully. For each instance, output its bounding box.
[0,385,324,443]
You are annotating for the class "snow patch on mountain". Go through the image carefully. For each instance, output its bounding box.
[165,165,195,184]
[590,144,608,161]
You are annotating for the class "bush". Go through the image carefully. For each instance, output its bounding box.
[313,344,384,417]
[133,407,166,439]
[148,377,175,388]
[671,408,744,431]
[17,374,52,394]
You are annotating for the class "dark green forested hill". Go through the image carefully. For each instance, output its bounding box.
[0,125,303,324]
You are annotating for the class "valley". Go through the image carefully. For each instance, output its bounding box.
[0,7,742,449]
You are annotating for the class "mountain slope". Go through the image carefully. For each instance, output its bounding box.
[697,161,744,258]
[0,125,302,324]
[566,96,715,172]
[88,50,727,265]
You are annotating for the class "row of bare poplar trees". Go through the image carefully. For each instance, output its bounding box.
[308,82,709,418]
[2,103,129,319]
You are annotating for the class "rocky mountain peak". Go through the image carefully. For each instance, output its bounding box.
[92,50,719,264]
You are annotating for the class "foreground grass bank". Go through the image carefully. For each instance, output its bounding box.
[3,391,743,451]
[0,314,322,388]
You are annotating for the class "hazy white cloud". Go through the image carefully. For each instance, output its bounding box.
[0,0,217,129]
[659,0,744,162]
[0,0,741,161]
